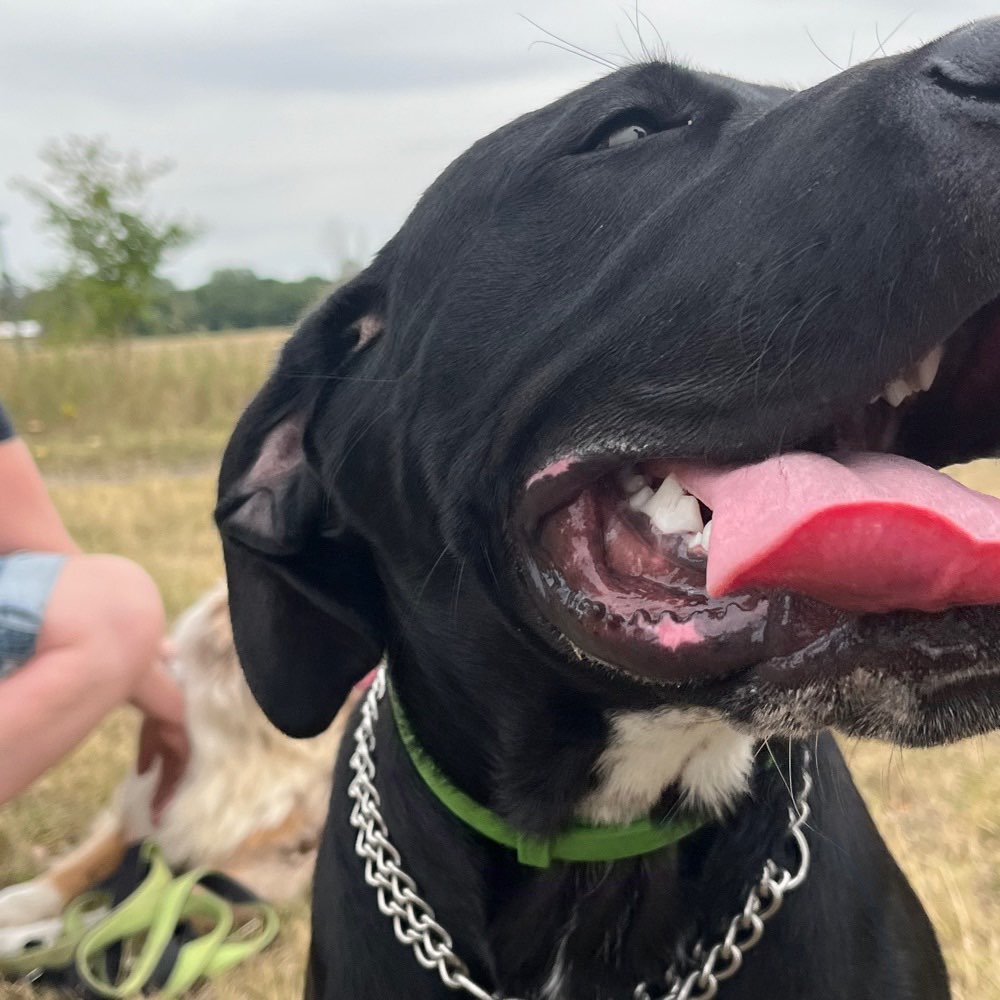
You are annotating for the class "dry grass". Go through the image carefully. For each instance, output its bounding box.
[849,738,1000,998]
[0,330,287,477]
[0,334,999,998]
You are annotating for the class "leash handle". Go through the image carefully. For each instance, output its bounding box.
[68,842,277,999]
[0,841,280,998]
[74,842,193,997]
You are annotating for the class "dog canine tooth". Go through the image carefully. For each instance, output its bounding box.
[622,474,648,496]
[876,344,944,406]
[882,376,916,407]
[641,474,682,519]
[914,344,944,392]
[650,494,704,535]
[639,474,705,535]
[701,519,713,551]
[644,473,685,508]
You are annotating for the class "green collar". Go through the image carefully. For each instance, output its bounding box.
[388,685,708,869]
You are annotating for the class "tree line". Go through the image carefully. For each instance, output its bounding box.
[15,269,335,338]
[4,136,354,341]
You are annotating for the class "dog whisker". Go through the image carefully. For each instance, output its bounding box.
[281,371,401,383]
[414,544,451,610]
[805,26,846,74]
[869,14,914,62]
[329,404,391,481]
[528,38,620,73]
[616,2,659,66]
[763,739,798,819]
[451,558,466,629]
[626,2,651,63]
[481,543,501,592]
[520,15,620,71]
[637,5,669,63]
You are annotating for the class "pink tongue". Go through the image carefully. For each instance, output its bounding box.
[675,453,1000,613]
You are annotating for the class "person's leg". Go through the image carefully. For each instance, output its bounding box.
[0,553,165,804]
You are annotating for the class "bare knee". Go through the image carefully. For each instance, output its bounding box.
[91,556,165,679]
[39,555,165,698]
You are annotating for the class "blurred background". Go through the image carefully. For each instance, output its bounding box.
[1,2,999,998]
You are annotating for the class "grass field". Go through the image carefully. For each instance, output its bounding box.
[1,332,999,999]
[0,330,287,479]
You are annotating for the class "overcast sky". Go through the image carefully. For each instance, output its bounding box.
[2,1,999,288]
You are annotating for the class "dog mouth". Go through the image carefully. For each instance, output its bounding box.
[517,298,1000,736]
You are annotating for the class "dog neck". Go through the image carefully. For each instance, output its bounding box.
[376,666,793,999]
[578,707,755,826]
[390,658,756,839]
[388,680,719,866]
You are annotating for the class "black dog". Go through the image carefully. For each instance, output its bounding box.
[216,19,1000,1000]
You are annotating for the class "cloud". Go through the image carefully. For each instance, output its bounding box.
[2,0,999,287]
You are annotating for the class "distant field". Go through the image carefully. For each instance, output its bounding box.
[0,329,287,478]
[0,331,998,999]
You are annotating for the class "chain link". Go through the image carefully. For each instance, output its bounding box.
[349,667,812,1000]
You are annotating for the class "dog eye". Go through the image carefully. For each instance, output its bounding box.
[586,112,692,153]
[602,124,649,148]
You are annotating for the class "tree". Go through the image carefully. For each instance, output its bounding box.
[13,136,197,339]
[190,269,329,331]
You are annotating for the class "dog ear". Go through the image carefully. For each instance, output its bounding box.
[216,272,387,737]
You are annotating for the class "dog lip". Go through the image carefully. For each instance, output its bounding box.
[745,603,1000,714]
[520,450,717,539]
[519,454,622,536]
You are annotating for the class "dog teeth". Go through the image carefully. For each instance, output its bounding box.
[640,474,705,535]
[628,485,654,509]
[914,344,944,392]
[621,467,708,538]
[689,519,713,554]
[881,376,915,407]
[646,472,684,505]
[623,474,648,496]
[653,495,703,535]
[875,344,944,407]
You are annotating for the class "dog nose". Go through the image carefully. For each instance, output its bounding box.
[929,18,1000,99]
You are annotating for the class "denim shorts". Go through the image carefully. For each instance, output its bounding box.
[0,552,66,679]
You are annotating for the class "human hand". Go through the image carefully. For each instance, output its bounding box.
[137,709,191,825]
[132,653,190,825]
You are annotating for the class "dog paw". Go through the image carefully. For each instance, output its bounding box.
[0,880,63,927]
[0,916,64,957]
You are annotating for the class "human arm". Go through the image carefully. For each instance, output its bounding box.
[0,404,189,816]
[0,436,80,556]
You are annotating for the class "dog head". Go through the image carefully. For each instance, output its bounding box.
[218,22,1000,768]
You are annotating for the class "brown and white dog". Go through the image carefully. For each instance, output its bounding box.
[0,583,357,931]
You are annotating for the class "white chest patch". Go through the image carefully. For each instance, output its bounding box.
[577,708,754,824]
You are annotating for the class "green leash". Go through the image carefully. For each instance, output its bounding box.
[388,684,708,868]
[0,841,279,997]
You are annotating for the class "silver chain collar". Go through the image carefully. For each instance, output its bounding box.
[348,667,812,1000]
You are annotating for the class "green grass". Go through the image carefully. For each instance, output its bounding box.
[0,333,999,998]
